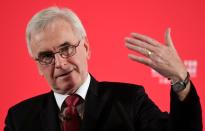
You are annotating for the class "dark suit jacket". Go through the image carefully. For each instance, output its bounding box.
[4,76,202,131]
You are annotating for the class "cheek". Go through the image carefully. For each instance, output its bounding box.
[75,52,88,69]
[40,66,54,80]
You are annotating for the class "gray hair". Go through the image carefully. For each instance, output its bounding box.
[26,6,87,56]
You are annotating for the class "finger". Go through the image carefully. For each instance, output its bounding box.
[165,28,175,48]
[125,37,156,52]
[128,54,152,66]
[126,43,151,57]
[131,32,160,47]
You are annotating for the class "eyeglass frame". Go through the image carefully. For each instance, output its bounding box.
[35,40,81,65]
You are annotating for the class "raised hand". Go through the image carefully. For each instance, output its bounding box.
[125,28,191,100]
[125,28,187,82]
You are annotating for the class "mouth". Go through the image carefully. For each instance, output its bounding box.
[55,70,73,79]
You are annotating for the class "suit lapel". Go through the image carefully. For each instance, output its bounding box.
[81,76,111,131]
[40,92,61,131]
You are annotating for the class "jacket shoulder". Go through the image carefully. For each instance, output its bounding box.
[99,81,144,91]
[13,92,50,108]
[97,81,146,99]
[5,92,55,130]
[8,92,52,116]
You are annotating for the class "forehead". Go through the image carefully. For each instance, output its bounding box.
[30,19,77,56]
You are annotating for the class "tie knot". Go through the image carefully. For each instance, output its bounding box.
[65,94,81,107]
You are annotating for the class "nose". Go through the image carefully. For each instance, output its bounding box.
[54,53,67,68]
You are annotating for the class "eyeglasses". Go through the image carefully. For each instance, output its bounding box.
[35,41,81,65]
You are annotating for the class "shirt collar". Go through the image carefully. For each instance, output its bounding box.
[54,74,91,109]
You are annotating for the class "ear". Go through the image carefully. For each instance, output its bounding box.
[83,37,91,59]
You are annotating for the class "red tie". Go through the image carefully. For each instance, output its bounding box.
[61,95,82,131]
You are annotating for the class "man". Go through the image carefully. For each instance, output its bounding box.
[4,6,202,131]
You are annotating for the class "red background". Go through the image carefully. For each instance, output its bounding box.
[1,0,204,130]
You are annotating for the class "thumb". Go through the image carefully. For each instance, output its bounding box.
[165,28,175,48]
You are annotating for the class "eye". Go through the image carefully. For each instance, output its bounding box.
[60,45,70,53]
[38,52,54,61]
[59,45,74,57]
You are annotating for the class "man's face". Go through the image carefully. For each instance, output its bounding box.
[30,19,90,94]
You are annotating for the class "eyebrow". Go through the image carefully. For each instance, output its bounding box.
[57,41,72,48]
[38,51,53,57]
